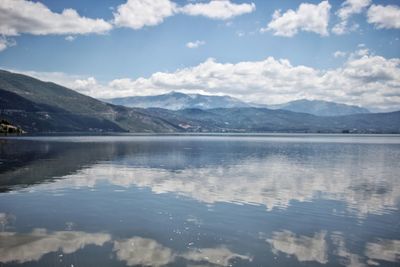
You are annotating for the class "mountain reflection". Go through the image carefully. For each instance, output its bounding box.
[1,137,399,266]
[2,138,398,217]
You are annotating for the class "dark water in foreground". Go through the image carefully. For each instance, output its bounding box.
[0,135,399,267]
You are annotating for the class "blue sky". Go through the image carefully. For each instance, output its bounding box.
[0,0,399,110]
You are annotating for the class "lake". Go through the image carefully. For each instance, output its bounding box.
[0,135,399,266]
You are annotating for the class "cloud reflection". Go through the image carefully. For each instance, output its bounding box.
[113,237,251,267]
[181,246,251,266]
[113,237,174,267]
[365,239,400,265]
[331,232,366,267]
[0,228,251,266]
[0,228,111,263]
[265,230,328,264]
[266,230,400,266]
[36,152,400,218]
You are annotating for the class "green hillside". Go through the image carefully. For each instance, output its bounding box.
[1,70,399,134]
[0,70,180,133]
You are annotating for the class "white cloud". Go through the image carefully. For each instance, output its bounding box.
[95,51,399,110]
[261,1,331,37]
[367,4,400,29]
[186,40,205,48]
[0,0,112,36]
[6,70,86,89]
[113,0,177,30]
[74,77,98,88]
[0,0,256,41]
[336,0,371,21]
[112,0,256,30]
[65,35,76,42]
[332,0,371,35]
[0,36,15,51]
[333,50,347,58]
[180,0,255,20]
[9,49,400,111]
[350,48,369,58]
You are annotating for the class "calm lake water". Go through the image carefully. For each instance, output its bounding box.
[0,135,399,267]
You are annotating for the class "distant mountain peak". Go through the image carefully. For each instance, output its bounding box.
[104,92,370,116]
[104,91,252,110]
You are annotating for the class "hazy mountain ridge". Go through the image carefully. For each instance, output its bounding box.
[104,91,252,110]
[268,99,370,116]
[105,92,370,116]
[1,70,399,133]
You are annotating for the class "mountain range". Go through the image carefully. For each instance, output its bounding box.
[103,92,252,110]
[0,70,179,133]
[267,99,370,116]
[1,70,399,134]
[104,92,370,117]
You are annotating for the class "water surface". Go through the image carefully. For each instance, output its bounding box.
[0,135,399,266]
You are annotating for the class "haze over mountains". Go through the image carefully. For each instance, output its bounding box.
[105,92,370,117]
[1,70,399,134]
[104,92,252,110]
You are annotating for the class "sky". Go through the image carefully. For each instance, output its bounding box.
[0,0,399,111]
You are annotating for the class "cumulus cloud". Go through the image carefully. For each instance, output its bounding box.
[74,77,98,89]
[11,49,400,111]
[97,51,400,110]
[0,0,256,39]
[0,0,112,36]
[113,0,177,29]
[0,36,15,51]
[332,0,371,35]
[333,51,347,58]
[180,0,255,20]
[186,40,205,48]
[112,0,256,30]
[367,4,400,29]
[65,35,76,42]
[261,1,331,37]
